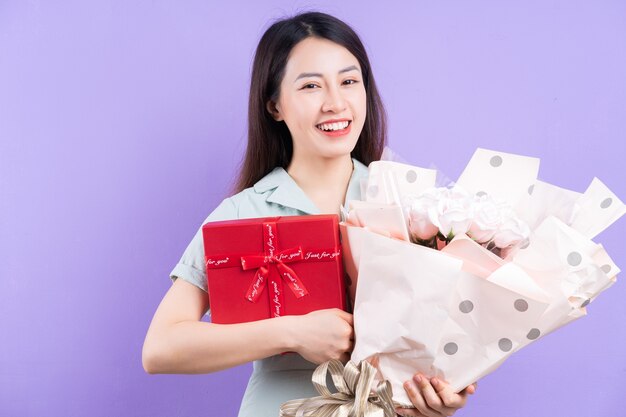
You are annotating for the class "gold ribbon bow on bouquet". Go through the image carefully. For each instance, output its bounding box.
[280,359,397,417]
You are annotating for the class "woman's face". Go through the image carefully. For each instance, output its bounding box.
[269,37,367,162]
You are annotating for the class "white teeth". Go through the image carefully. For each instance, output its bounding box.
[317,121,350,131]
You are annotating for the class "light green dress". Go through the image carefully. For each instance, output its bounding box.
[169,159,368,417]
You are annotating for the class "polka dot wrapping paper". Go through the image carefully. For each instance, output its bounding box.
[340,148,625,407]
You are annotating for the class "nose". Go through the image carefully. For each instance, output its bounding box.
[322,85,347,113]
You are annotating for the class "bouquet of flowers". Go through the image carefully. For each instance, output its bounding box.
[404,184,530,256]
[336,148,625,407]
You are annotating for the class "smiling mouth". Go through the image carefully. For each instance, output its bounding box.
[315,120,352,132]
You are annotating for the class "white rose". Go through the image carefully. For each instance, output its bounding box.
[407,192,439,241]
[493,207,530,248]
[468,194,502,243]
[428,186,474,239]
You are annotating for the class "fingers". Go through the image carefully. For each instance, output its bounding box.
[464,382,478,395]
[401,377,430,416]
[395,407,426,417]
[418,375,458,416]
[341,340,354,358]
[398,376,476,417]
[404,374,466,417]
[395,380,476,417]
[402,376,443,417]
[368,355,380,368]
[430,377,467,411]
[339,310,355,343]
[336,309,354,325]
[455,381,477,397]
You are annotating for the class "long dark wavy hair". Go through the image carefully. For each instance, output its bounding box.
[234,11,387,193]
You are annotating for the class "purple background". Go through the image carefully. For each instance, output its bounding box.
[1,1,625,416]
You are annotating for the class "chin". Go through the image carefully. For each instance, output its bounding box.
[317,139,358,160]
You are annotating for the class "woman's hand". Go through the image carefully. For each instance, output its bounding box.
[287,308,354,364]
[395,374,477,417]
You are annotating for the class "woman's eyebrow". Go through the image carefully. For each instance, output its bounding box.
[294,65,361,82]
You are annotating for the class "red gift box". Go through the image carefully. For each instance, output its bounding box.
[202,214,346,324]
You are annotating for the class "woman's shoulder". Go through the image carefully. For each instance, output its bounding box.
[228,167,283,206]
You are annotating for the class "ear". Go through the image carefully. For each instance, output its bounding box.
[266,100,283,121]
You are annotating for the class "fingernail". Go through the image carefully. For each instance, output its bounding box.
[431,377,440,388]
[413,374,422,384]
[404,380,415,392]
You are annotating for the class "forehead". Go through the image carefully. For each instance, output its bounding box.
[283,37,361,77]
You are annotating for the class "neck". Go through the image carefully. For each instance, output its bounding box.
[287,154,354,214]
[287,154,354,189]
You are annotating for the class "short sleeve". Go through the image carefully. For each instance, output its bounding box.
[169,197,238,293]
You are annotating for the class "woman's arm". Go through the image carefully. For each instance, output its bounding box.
[142,278,354,374]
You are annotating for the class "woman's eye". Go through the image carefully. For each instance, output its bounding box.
[302,83,318,89]
[343,79,359,85]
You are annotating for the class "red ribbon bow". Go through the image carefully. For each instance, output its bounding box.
[240,222,309,313]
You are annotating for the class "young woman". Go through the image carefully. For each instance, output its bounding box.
[142,12,476,417]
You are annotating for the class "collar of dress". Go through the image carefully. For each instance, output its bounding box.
[252,158,369,215]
